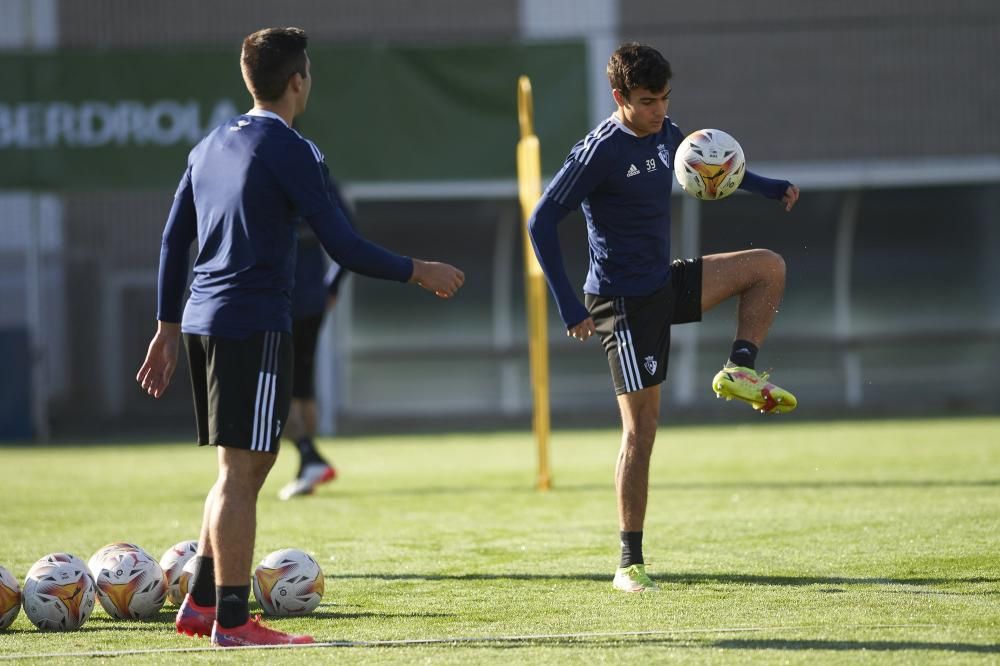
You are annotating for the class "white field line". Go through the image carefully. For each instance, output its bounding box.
[0,624,938,660]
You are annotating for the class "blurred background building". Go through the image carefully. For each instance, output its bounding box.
[1,0,998,440]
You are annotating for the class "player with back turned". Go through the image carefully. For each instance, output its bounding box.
[528,43,799,593]
[136,27,464,646]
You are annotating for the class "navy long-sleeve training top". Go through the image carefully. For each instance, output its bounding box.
[528,114,789,329]
[157,109,411,338]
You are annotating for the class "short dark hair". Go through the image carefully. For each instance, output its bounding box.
[241,27,309,102]
[607,43,672,97]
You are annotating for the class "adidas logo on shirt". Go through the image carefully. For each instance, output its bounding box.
[626,164,640,177]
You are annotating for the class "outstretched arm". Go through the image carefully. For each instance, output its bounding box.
[740,171,799,212]
[410,259,465,299]
[304,203,463,298]
[285,145,463,298]
[781,184,800,212]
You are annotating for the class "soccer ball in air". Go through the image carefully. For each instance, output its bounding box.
[0,566,21,630]
[252,549,324,616]
[673,129,746,200]
[93,548,168,620]
[22,553,96,630]
[159,540,198,606]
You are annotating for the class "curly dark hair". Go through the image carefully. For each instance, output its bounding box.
[607,42,672,97]
[241,27,309,102]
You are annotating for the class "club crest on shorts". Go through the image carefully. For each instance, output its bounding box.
[657,144,670,168]
[643,355,657,375]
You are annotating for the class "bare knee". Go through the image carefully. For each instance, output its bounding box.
[217,449,276,496]
[755,249,785,282]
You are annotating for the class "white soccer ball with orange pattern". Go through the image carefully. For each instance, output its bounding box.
[0,565,21,630]
[158,540,198,606]
[673,128,746,200]
[22,554,96,631]
[252,548,324,616]
[28,552,92,582]
[93,548,167,620]
[87,542,142,580]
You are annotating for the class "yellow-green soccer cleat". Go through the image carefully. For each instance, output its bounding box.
[712,363,797,414]
[612,564,660,593]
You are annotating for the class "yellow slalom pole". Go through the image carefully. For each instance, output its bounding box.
[516,76,552,492]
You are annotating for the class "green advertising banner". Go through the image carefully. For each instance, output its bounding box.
[0,41,588,190]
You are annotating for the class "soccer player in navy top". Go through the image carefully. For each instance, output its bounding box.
[277,218,348,501]
[528,43,799,593]
[136,27,464,645]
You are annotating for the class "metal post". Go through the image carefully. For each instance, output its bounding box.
[833,190,862,406]
[518,0,619,128]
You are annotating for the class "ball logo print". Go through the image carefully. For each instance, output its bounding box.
[0,566,21,630]
[253,548,324,616]
[88,542,142,580]
[673,129,746,200]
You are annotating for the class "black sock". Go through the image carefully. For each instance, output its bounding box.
[189,556,215,607]
[619,531,644,568]
[295,437,324,466]
[216,585,251,628]
[729,339,759,370]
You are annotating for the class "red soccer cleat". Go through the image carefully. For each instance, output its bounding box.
[175,594,215,638]
[211,616,315,647]
[278,462,337,500]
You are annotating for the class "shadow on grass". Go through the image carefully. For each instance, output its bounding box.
[326,571,998,588]
[331,478,1000,499]
[10,622,170,635]
[712,638,1000,654]
[308,610,453,620]
[303,636,999,655]
[77,606,452,630]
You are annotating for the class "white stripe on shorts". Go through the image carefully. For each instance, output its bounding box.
[613,298,644,392]
[251,332,280,452]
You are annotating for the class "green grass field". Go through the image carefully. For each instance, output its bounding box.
[1,417,998,663]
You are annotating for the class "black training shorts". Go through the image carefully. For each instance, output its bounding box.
[585,258,703,395]
[184,331,293,453]
[292,314,323,400]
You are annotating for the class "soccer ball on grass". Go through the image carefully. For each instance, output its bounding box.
[252,548,324,616]
[22,553,96,631]
[93,548,167,620]
[87,542,143,580]
[159,540,198,606]
[0,565,21,630]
